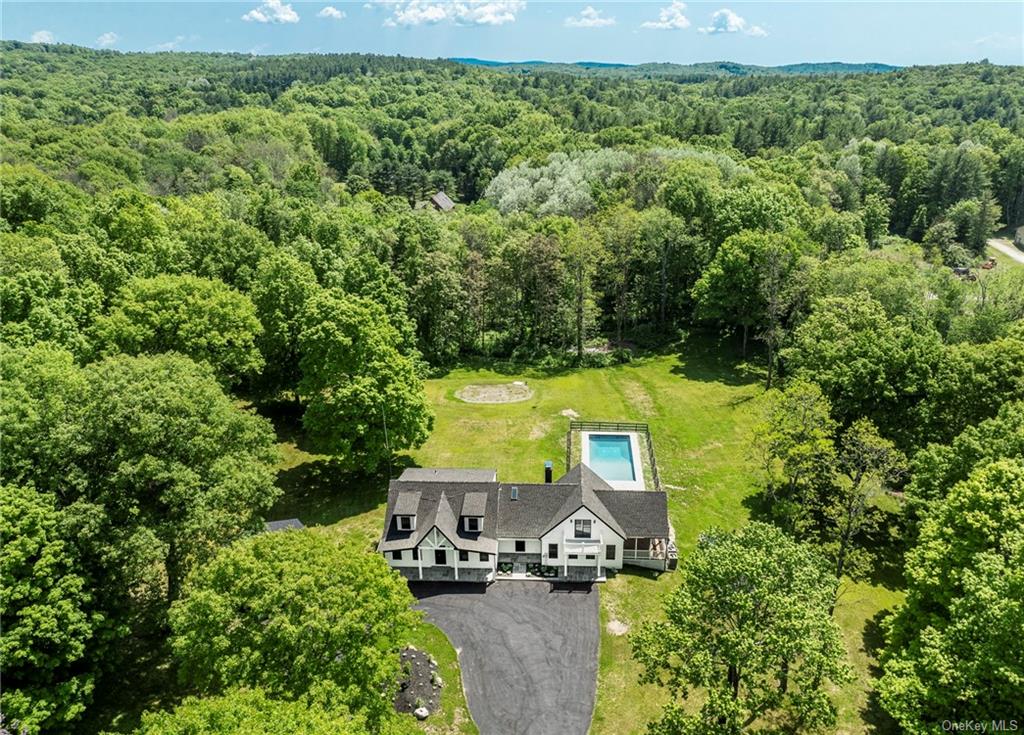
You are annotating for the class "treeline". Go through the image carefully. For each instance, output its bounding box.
[2,45,1023,734]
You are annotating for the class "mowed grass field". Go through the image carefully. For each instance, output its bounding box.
[271,337,903,735]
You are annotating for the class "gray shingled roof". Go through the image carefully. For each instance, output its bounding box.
[379,464,670,554]
[393,490,421,516]
[379,480,499,554]
[556,463,615,492]
[398,467,497,483]
[461,492,488,517]
[594,491,670,538]
[495,484,574,537]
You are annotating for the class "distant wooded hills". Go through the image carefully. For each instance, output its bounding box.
[450,58,901,77]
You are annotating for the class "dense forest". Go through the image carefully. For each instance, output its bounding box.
[2,41,1023,735]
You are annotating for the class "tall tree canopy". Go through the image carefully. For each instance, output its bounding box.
[298,290,433,471]
[93,274,264,385]
[0,485,99,734]
[879,460,1024,731]
[631,523,849,734]
[169,530,418,724]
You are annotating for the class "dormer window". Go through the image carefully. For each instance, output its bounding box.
[464,516,481,533]
[397,515,415,531]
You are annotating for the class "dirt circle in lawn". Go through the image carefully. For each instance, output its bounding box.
[455,381,534,404]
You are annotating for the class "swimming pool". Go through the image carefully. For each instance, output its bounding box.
[587,434,636,482]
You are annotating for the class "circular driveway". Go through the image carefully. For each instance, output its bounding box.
[411,581,599,735]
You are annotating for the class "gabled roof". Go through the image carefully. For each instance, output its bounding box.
[556,463,615,492]
[378,479,499,554]
[379,463,670,553]
[544,480,625,539]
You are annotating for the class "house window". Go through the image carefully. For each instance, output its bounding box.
[397,515,413,531]
[392,550,403,561]
[515,540,526,553]
[574,519,592,539]
[464,516,481,532]
[412,548,419,560]
[459,550,469,562]
[585,554,596,560]
[568,554,579,560]
[480,552,490,561]
[606,545,616,560]
[548,543,558,559]
[434,549,447,565]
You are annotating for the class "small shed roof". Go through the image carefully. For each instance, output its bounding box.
[430,191,455,212]
[264,518,305,532]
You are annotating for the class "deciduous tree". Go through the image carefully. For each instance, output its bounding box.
[632,523,848,734]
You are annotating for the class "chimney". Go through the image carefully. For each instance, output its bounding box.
[544,461,553,484]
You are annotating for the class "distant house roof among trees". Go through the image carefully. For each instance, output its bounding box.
[264,518,305,532]
[430,191,455,212]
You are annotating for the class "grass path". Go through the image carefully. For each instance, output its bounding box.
[271,338,902,735]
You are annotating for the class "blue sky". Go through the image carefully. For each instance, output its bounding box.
[5,1,1023,66]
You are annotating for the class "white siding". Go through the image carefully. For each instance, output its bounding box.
[541,507,623,570]
[383,526,496,576]
[497,538,542,554]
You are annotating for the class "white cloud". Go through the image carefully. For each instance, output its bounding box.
[31,30,56,43]
[565,6,615,28]
[155,36,183,51]
[641,1,689,30]
[242,0,300,24]
[318,5,346,19]
[972,32,1020,49]
[698,8,767,36]
[382,1,525,27]
[96,31,119,47]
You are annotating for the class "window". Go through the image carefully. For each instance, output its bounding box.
[479,552,490,561]
[459,550,469,562]
[411,548,419,560]
[514,540,526,552]
[397,515,413,531]
[606,544,616,560]
[392,550,403,561]
[568,554,579,560]
[548,543,558,559]
[434,549,446,565]
[585,554,596,560]
[464,516,480,532]
[574,519,592,538]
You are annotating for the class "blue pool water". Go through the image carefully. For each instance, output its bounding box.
[587,434,636,482]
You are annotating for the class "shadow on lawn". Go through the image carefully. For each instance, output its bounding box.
[861,610,901,735]
[670,333,764,387]
[272,454,418,527]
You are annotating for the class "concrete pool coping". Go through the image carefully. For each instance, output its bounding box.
[579,430,646,491]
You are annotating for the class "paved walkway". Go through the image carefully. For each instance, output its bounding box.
[412,581,599,735]
[988,237,1024,265]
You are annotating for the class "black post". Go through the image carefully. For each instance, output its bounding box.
[544,460,553,483]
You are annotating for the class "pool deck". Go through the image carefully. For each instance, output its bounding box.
[579,430,646,491]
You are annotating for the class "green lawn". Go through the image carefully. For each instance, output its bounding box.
[271,336,903,735]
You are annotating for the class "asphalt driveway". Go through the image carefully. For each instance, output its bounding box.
[411,581,599,735]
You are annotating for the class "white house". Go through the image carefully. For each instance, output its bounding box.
[378,463,672,583]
